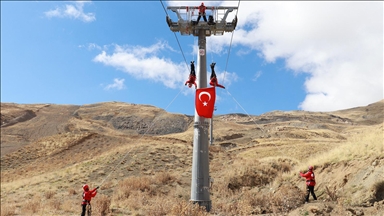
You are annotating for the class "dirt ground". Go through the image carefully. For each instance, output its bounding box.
[1,100,383,215]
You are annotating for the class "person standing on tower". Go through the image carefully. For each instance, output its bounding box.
[196,2,207,24]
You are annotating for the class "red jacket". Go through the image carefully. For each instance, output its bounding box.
[209,77,225,89]
[198,5,206,14]
[185,75,197,88]
[300,170,316,186]
[82,188,97,205]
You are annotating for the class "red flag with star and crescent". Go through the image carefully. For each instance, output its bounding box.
[195,87,216,118]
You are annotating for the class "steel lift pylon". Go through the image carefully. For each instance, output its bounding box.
[166,5,238,212]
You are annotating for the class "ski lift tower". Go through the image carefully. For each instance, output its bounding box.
[166,4,238,212]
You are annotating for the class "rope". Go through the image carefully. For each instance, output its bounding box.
[99,2,194,187]
[193,37,197,62]
[211,0,305,164]
[98,87,184,187]
[160,0,190,73]
[222,0,241,86]
[224,89,265,134]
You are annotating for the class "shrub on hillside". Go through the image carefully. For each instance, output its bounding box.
[22,197,41,214]
[68,188,77,195]
[44,190,55,199]
[227,165,277,190]
[94,194,111,216]
[270,184,305,213]
[372,180,384,202]
[154,171,176,185]
[115,176,151,200]
[0,204,15,216]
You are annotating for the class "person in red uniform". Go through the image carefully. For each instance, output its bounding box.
[81,184,98,216]
[196,2,207,24]
[185,61,197,89]
[209,62,225,89]
[300,166,317,203]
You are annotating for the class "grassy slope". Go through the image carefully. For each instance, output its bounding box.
[1,100,383,215]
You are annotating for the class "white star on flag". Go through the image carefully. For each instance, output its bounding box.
[195,87,216,118]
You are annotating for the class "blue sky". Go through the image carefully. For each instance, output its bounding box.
[1,1,383,116]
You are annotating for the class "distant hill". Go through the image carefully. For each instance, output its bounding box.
[1,100,383,215]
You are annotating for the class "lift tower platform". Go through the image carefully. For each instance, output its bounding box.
[166,5,238,212]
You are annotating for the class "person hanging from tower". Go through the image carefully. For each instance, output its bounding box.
[209,62,225,89]
[196,2,207,24]
[185,61,197,89]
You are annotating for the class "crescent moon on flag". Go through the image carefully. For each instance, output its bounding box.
[198,91,211,102]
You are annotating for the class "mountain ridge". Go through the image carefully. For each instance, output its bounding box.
[1,100,383,215]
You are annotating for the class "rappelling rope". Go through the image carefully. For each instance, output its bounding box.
[222,0,241,85]
[160,0,190,73]
[98,1,199,187]
[98,88,184,187]
[215,0,303,163]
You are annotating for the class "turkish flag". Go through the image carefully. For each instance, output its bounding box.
[195,87,216,118]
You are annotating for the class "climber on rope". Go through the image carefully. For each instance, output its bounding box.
[209,62,225,89]
[81,184,99,216]
[185,61,197,89]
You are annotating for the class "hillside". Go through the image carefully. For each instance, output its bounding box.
[1,100,383,216]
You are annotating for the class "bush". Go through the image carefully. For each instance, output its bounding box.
[49,198,61,210]
[168,200,208,216]
[0,204,15,216]
[94,194,111,216]
[115,176,151,200]
[22,197,41,214]
[44,190,55,199]
[227,166,277,191]
[154,171,175,185]
[68,188,77,195]
[372,180,384,201]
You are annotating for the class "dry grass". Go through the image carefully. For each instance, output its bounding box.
[44,190,55,199]
[1,101,383,215]
[48,198,61,211]
[298,125,383,171]
[68,188,77,195]
[372,180,384,201]
[93,194,111,215]
[22,196,41,214]
[0,203,16,216]
[154,171,176,184]
[325,185,339,201]
[61,199,77,215]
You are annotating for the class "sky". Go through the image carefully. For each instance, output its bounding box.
[1,1,383,116]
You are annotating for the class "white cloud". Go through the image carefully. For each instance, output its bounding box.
[219,71,238,87]
[209,1,383,111]
[93,40,239,92]
[44,1,95,23]
[93,41,188,89]
[78,43,102,50]
[252,71,262,82]
[104,78,125,90]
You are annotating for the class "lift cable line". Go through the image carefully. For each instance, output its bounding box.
[160,0,190,72]
[23,88,185,210]
[222,0,241,86]
[165,3,238,212]
[201,1,304,179]
[97,0,202,188]
[97,87,184,187]
[161,2,304,212]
